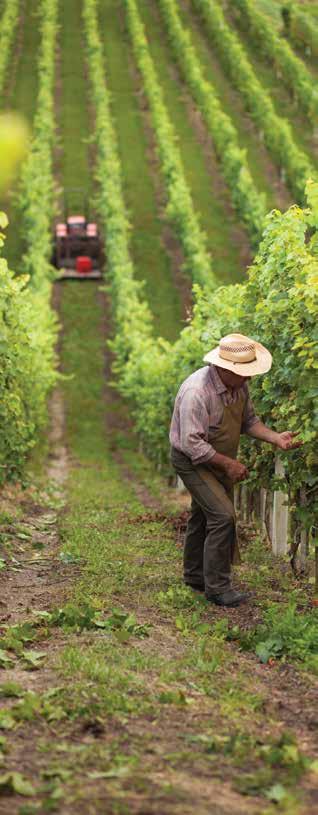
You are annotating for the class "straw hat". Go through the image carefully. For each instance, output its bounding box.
[203,333,272,376]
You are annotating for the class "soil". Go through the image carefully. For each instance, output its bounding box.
[0,466,316,813]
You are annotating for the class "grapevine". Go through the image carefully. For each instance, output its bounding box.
[0,0,59,479]
[157,0,266,244]
[124,0,216,290]
[288,5,318,58]
[190,0,315,203]
[0,0,20,98]
[233,0,318,121]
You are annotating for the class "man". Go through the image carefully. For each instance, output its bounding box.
[170,334,301,607]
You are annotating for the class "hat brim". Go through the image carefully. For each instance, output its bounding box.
[203,342,272,376]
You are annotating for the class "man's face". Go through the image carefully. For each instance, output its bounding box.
[215,366,250,391]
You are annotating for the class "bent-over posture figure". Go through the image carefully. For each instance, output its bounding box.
[170,334,301,607]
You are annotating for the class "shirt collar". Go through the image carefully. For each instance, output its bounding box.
[208,364,228,394]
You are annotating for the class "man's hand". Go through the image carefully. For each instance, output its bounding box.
[248,421,303,451]
[208,452,249,483]
[275,431,303,451]
[224,459,249,483]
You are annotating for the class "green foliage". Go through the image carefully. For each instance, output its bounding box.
[0,681,24,698]
[0,0,20,98]
[19,0,58,292]
[34,603,151,639]
[22,650,46,671]
[233,0,318,119]
[1,621,36,653]
[116,189,318,523]
[0,240,56,482]
[229,600,318,669]
[85,0,317,522]
[0,772,35,797]
[288,4,318,58]
[123,0,215,289]
[157,0,266,244]
[0,0,58,481]
[191,0,315,203]
[0,649,13,669]
[82,0,155,375]
[98,0,182,338]
[86,0,216,294]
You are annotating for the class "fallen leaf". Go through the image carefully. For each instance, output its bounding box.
[265,783,287,803]
[21,650,46,670]
[0,771,35,796]
[0,650,13,669]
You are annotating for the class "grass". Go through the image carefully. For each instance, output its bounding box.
[3,0,41,272]
[0,278,314,811]
[59,0,92,196]
[98,0,183,340]
[51,278,317,811]
[135,0,251,284]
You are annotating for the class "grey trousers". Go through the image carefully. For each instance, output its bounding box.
[171,447,236,595]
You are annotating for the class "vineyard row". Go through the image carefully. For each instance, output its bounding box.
[232,0,318,120]
[0,0,317,545]
[125,0,216,290]
[0,0,20,98]
[288,4,318,57]
[157,0,265,244]
[83,0,318,532]
[0,0,58,480]
[191,0,315,202]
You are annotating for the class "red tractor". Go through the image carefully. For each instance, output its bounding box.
[53,189,102,279]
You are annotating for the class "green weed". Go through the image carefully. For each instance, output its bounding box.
[231,601,318,670]
[0,681,24,698]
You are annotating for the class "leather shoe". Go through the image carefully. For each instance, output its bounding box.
[205,589,248,607]
[184,581,205,592]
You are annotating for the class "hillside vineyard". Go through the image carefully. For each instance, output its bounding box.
[0,1,316,812]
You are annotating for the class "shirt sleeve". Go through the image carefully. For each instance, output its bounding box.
[178,388,216,465]
[241,388,260,434]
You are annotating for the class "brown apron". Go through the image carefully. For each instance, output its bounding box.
[196,391,245,564]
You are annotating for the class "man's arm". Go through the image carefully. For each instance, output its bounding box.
[246,421,302,450]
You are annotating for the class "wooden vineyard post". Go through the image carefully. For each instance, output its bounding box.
[260,488,268,538]
[272,456,289,556]
[240,485,249,522]
[300,488,308,568]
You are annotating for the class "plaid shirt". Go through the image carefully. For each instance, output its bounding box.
[169,365,259,465]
